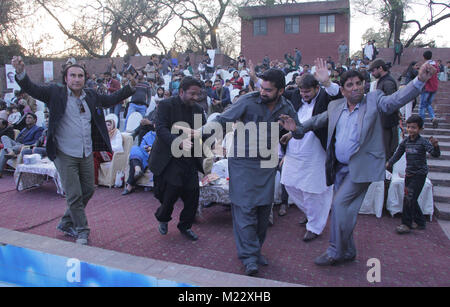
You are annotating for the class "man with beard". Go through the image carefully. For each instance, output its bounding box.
[369,59,399,161]
[287,61,436,266]
[199,69,304,276]
[148,77,207,242]
[281,59,341,242]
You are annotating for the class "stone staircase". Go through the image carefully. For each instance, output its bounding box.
[415,81,450,220]
[388,62,450,221]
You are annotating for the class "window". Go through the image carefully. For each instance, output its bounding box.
[285,17,299,34]
[254,19,267,36]
[320,15,335,33]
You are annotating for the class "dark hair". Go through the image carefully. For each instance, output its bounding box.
[62,64,88,85]
[180,76,203,91]
[423,50,432,60]
[104,72,112,76]
[298,74,319,89]
[406,114,424,129]
[340,70,364,87]
[25,112,37,121]
[401,61,418,78]
[261,68,286,90]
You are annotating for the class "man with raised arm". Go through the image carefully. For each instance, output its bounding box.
[281,60,436,266]
[11,56,136,245]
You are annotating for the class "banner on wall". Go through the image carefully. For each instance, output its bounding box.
[5,64,21,91]
[207,49,216,68]
[43,61,54,83]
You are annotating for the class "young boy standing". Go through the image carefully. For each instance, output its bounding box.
[386,115,440,234]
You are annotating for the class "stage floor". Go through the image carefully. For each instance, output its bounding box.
[0,173,449,287]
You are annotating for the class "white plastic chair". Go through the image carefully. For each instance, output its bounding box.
[35,100,46,112]
[360,180,384,218]
[230,89,240,102]
[125,112,143,133]
[35,111,45,128]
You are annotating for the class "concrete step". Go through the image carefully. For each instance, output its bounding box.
[433,186,450,204]
[428,172,450,187]
[435,202,450,221]
[424,122,450,129]
[433,141,450,151]
[428,159,450,173]
[421,128,450,136]
[428,151,450,160]
[422,134,450,141]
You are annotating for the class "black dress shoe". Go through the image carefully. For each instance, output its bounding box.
[303,231,318,242]
[299,216,308,226]
[245,262,258,276]
[180,229,198,241]
[159,222,168,235]
[314,252,339,266]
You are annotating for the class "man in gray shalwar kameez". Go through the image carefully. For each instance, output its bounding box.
[200,69,304,276]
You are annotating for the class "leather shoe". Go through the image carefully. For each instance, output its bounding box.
[258,255,268,266]
[158,222,168,235]
[180,229,198,241]
[278,204,287,216]
[245,262,258,276]
[122,188,133,196]
[303,230,318,242]
[299,216,308,226]
[314,252,339,266]
[56,224,77,238]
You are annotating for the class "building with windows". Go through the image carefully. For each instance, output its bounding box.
[239,0,350,67]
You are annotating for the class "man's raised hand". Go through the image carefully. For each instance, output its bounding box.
[418,62,437,83]
[11,56,25,75]
[313,58,331,86]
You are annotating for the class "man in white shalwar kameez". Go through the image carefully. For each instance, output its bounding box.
[281,59,340,241]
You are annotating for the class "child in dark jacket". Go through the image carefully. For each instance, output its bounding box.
[386,115,440,234]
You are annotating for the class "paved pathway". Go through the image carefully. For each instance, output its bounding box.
[0,175,449,287]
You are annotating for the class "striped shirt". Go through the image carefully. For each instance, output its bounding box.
[388,135,440,176]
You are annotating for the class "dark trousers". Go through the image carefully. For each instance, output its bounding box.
[402,174,427,227]
[383,126,399,161]
[154,176,199,231]
[231,204,272,265]
[126,158,144,186]
[393,53,401,65]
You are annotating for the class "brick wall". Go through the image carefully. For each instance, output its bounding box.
[241,13,350,66]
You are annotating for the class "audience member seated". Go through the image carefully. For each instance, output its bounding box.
[230,71,244,90]
[21,116,48,158]
[0,113,43,177]
[7,105,21,126]
[133,97,161,145]
[0,101,8,121]
[0,119,15,150]
[93,118,123,185]
[122,130,156,195]
[209,79,231,113]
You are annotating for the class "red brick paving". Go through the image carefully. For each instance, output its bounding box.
[0,173,449,287]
